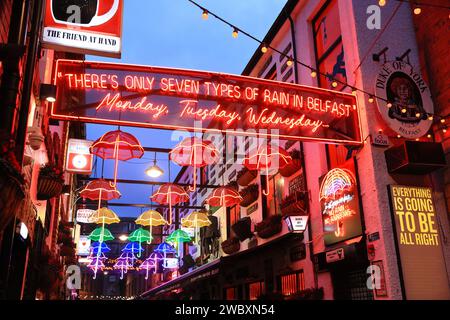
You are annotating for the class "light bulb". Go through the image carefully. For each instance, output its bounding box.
[387,102,393,108]
[379,0,386,6]
[261,44,268,53]
[286,57,293,67]
[368,96,374,103]
[232,28,238,38]
[331,81,338,88]
[414,7,421,15]
[202,10,208,20]
[310,70,317,78]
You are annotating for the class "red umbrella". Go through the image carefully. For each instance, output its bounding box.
[205,186,243,207]
[80,179,121,201]
[243,145,292,196]
[90,130,144,186]
[151,183,189,225]
[170,137,219,192]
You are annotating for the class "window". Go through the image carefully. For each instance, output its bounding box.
[262,173,284,218]
[227,204,240,238]
[279,271,305,296]
[225,287,237,300]
[313,0,348,167]
[313,0,346,91]
[247,281,265,300]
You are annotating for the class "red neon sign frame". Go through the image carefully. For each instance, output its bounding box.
[51,59,362,144]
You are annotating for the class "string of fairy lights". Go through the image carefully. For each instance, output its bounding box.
[187,0,450,137]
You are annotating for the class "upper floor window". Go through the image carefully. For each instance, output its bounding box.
[247,281,265,300]
[263,173,284,218]
[313,0,349,167]
[313,0,347,91]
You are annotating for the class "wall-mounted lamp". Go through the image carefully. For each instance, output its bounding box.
[39,83,57,102]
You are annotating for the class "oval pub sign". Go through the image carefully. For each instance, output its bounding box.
[375,61,433,139]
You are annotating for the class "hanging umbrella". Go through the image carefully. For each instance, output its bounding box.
[87,255,107,279]
[166,229,192,259]
[128,228,153,245]
[170,137,219,192]
[243,145,292,196]
[205,187,243,207]
[94,207,120,225]
[151,183,189,225]
[140,251,164,279]
[122,242,144,258]
[135,209,168,241]
[154,242,176,265]
[181,211,211,243]
[90,130,144,186]
[88,227,114,242]
[90,242,111,255]
[139,258,156,280]
[114,253,135,280]
[80,179,121,201]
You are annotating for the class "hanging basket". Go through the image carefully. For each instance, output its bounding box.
[239,184,259,207]
[279,159,302,177]
[231,217,254,241]
[280,191,307,216]
[237,167,257,187]
[0,158,25,232]
[221,237,240,255]
[255,214,283,239]
[37,175,64,200]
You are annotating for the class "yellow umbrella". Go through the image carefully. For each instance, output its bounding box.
[94,207,120,225]
[135,209,168,239]
[181,211,211,243]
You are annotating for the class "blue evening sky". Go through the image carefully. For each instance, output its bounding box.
[86,0,287,217]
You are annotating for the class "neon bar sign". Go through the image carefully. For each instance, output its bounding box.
[319,160,363,246]
[52,60,362,144]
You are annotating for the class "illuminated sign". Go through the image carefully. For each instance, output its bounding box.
[319,159,362,245]
[284,216,308,233]
[388,185,450,299]
[42,0,123,58]
[163,258,179,269]
[66,139,94,174]
[375,61,433,139]
[77,235,91,256]
[52,60,362,144]
[76,208,97,223]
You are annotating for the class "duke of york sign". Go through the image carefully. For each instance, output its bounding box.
[375,61,434,139]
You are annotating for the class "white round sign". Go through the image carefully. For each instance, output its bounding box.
[375,61,433,139]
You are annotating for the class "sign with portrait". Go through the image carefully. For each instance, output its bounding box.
[42,0,123,58]
[375,61,433,139]
[51,60,362,145]
[388,185,450,299]
[319,159,362,246]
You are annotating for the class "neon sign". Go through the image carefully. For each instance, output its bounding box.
[319,160,363,245]
[52,60,362,144]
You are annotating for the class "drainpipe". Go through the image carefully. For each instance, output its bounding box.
[15,0,44,166]
[0,0,29,137]
[287,14,318,289]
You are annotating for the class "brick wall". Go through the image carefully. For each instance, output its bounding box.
[412,1,450,212]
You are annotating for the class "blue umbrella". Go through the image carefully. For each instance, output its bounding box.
[122,242,144,255]
[91,242,111,255]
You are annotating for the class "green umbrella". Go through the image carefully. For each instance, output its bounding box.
[128,228,153,258]
[88,227,114,242]
[166,229,191,255]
